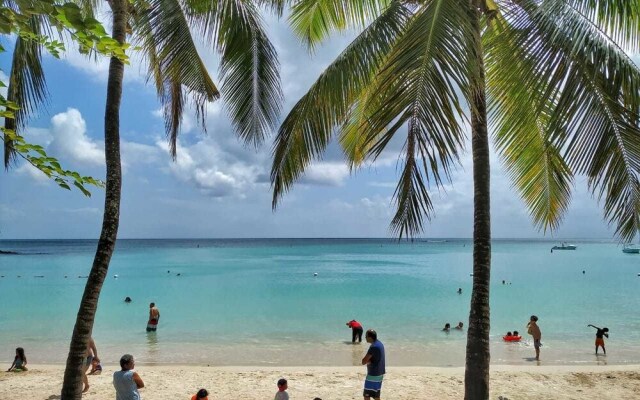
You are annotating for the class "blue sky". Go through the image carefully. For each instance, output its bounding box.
[0,10,627,239]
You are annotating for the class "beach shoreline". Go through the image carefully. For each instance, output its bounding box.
[2,364,639,399]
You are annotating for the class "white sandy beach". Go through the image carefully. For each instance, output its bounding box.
[1,364,639,399]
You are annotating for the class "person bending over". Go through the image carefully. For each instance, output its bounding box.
[588,324,609,355]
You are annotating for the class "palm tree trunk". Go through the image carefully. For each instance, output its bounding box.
[60,0,127,398]
[464,1,491,399]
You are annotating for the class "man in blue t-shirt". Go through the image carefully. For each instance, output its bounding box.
[361,329,385,400]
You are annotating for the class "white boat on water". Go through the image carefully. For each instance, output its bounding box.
[622,244,640,254]
[551,242,577,251]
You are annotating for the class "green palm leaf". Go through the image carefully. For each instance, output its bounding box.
[486,15,574,232]
[187,0,283,146]
[506,0,640,241]
[271,0,411,208]
[563,0,640,51]
[288,0,392,50]
[3,15,48,168]
[131,0,220,158]
[355,0,473,236]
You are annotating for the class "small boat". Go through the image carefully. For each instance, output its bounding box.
[622,244,640,254]
[551,242,577,251]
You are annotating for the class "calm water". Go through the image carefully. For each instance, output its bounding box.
[0,239,639,367]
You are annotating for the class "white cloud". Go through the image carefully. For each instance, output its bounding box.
[23,127,53,147]
[48,108,105,166]
[121,141,161,167]
[15,163,51,184]
[156,137,263,198]
[300,162,350,186]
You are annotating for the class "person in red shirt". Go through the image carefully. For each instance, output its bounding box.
[346,320,364,343]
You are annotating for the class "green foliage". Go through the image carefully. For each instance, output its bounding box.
[1,0,130,61]
[0,123,105,196]
[0,0,113,196]
[271,0,640,241]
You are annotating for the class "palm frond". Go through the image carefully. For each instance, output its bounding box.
[562,0,640,52]
[355,0,473,236]
[391,130,434,238]
[4,15,48,169]
[338,80,384,170]
[288,0,392,50]
[187,0,283,146]
[131,0,220,158]
[507,0,640,241]
[485,15,574,232]
[270,0,411,208]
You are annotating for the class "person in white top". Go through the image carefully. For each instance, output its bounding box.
[113,354,144,400]
[274,378,289,400]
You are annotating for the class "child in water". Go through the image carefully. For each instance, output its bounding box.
[7,347,28,372]
[527,315,542,361]
[587,324,609,355]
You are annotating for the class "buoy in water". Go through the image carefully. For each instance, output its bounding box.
[114,274,119,278]
[314,272,318,277]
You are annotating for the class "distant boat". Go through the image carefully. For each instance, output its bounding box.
[551,243,577,251]
[622,244,640,254]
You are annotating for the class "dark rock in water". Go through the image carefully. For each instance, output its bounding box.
[0,249,19,255]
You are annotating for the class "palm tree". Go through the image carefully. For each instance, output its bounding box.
[6,0,282,398]
[270,1,640,399]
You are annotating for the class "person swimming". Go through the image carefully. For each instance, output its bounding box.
[124,297,132,303]
[442,323,451,332]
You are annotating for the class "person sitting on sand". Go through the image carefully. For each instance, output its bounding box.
[347,319,364,343]
[7,347,27,372]
[587,324,609,355]
[113,354,144,400]
[88,356,102,375]
[442,323,451,332]
[527,315,542,361]
[454,322,464,330]
[275,378,289,400]
[191,388,209,400]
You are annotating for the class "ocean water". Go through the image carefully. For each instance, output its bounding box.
[0,239,639,367]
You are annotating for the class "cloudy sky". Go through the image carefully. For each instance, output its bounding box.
[0,9,624,239]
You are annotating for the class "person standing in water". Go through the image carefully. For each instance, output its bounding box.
[347,320,364,343]
[587,324,609,355]
[147,303,160,332]
[527,315,542,361]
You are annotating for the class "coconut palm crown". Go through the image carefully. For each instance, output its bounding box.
[271,0,640,399]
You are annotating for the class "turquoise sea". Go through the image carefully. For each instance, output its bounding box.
[0,239,639,367]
